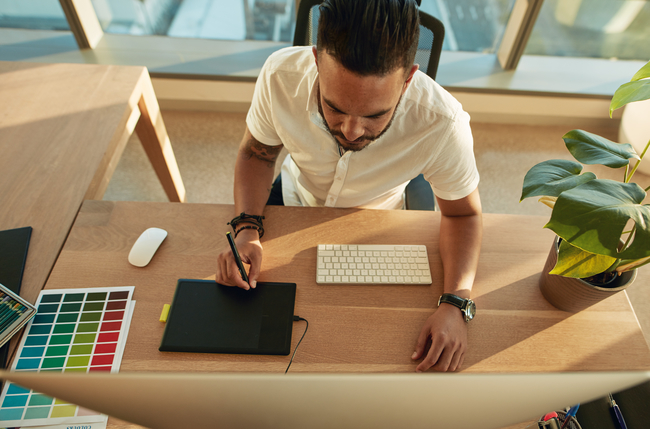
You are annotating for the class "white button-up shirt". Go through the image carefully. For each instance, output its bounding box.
[247,47,479,209]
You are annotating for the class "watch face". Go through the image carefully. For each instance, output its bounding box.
[465,300,476,321]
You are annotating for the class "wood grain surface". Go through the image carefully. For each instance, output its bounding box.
[43,201,650,428]
[0,61,185,308]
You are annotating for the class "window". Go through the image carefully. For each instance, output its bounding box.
[90,0,296,42]
[88,0,521,52]
[0,0,70,31]
[421,0,517,53]
[0,0,644,96]
[525,0,650,61]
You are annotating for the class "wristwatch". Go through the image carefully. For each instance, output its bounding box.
[437,293,476,322]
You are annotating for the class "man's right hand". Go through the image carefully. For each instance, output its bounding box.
[215,228,263,290]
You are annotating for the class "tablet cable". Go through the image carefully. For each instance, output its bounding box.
[285,316,309,373]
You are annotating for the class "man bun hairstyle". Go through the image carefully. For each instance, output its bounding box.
[316,0,420,76]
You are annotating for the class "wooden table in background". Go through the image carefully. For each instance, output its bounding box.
[45,201,650,428]
[0,61,186,306]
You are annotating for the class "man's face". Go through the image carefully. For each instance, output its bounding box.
[313,48,418,152]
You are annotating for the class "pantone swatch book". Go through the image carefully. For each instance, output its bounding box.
[0,286,135,428]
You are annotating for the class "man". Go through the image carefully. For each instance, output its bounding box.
[216,0,482,372]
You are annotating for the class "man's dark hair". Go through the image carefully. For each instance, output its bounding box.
[316,0,420,76]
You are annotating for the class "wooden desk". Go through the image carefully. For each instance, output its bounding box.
[46,201,650,376]
[0,61,186,305]
[42,200,650,428]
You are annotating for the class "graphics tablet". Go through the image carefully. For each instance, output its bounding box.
[159,279,296,355]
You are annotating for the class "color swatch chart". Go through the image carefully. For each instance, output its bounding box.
[0,286,135,428]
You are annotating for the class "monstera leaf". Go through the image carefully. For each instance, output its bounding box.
[545,179,650,260]
[520,159,596,201]
[563,130,639,168]
[631,61,650,81]
[610,74,650,116]
[551,239,617,278]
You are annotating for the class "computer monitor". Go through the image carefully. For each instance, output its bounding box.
[1,370,648,429]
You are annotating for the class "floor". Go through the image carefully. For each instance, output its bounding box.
[103,109,650,346]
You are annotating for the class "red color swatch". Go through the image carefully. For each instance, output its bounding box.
[100,321,122,332]
[102,311,124,321]
[94,343,117,354]
[91,354,114,366]
[89,366,112,372]
[97,332,119,343]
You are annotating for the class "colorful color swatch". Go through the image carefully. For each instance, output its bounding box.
[0,286,135,427]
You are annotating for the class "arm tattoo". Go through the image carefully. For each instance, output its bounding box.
[243,137,283,168]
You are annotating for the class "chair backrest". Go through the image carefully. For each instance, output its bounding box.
[292,0,444,80]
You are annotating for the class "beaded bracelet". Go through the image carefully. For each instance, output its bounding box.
[228,213,264,230]
[228,212,265,228]
[228,212,265,239]
[234,225,263,239]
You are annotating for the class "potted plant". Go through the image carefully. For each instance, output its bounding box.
[520,59,650,312]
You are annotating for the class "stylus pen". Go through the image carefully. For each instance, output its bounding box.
[608,393,628,429]
[226,232,249,284]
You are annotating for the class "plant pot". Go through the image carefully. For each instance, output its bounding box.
[539,236,637,312]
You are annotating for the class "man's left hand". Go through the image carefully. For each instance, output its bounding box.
[411,304,467,372]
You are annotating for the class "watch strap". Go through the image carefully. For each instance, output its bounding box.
[438,293,466,309]
[438,293,475,322]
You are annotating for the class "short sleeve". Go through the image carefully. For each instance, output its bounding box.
[246,56,284,146]
[425,110,480,201]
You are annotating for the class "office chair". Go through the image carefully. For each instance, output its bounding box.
[293,0,444,211]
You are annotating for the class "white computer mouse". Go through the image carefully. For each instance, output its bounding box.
[128,227,168,267]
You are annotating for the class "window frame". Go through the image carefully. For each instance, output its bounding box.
[0,0,644,99]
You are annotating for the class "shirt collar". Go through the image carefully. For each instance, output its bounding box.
[307,73,329,130]
[307,72,320,114]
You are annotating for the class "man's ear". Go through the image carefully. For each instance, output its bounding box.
[403,64,419,91]
[312,46,319,69]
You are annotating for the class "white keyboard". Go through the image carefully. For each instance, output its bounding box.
[316,244,432,285]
